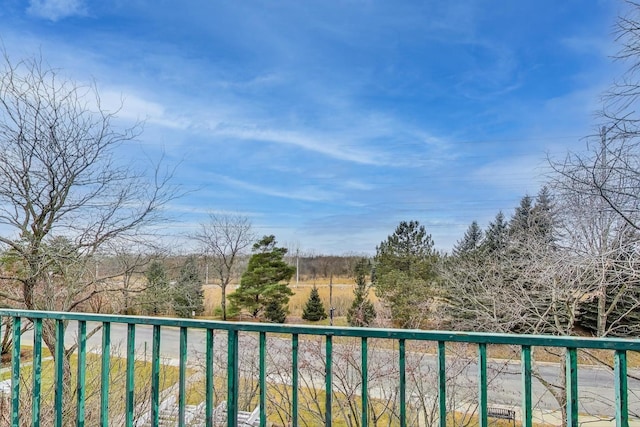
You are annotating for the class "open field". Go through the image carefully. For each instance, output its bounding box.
[203,278,377,319]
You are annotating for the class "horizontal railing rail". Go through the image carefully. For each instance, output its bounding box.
[0,309,638,427]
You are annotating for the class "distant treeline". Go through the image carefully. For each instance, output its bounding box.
[94,253,368,284]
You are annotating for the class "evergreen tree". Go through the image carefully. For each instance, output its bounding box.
[264,298,287,323]
[374,220,438,327]
[453,221,483,256]
[509,195,534,236]
[531,186,556,244]
[302,286,327,321]
[173,256,204,318]
[508,190,558,265]
[229,235,295,320]
[347,258,376,327]
[142,260,172,315]
[482,211,508,255]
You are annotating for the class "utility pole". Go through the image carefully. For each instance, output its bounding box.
[329,273,334,326]
[296,248,299,287]
[205,257,209,286]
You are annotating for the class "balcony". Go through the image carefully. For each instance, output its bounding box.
[0,309,639,427]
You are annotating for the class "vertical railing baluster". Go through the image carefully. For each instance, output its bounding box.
[361,337,368,427]
[615,350,629,427]
[566,347,578,427]
[399,338,406,427]
[521,345,532,427]
[179,326,188,427]
[100,322,111,427]
[11,316,21,427]
[478,343,487,427]
[259,332,267,427]
[76,320,87,427]
[54,319,65,427]
[205,329,214,427]
[227,329,239,427]
[292,334,299,427]
[32,318,43,427]
[325,334,333,427]
[151,325,161,427]
[438,341,446,427]
[126,323,136,427]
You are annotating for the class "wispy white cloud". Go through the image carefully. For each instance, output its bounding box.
[163,203,261,218]
[211,125,389,166]
[100,89,192,130]
[212,72,284,90]
[27,0,86,21]
[217,175,337,203]
[472,154,549,195]
[343,180,375,191]
[85,80,455,170]
[0,22,455,169]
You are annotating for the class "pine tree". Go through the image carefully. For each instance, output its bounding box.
[264,298,287,323]
[347,259,376,327]
[482,211,508,255]
[302,286,327,321]
[453,221,483,256]
[374,220,438,327]
[509,195,534,236]
[173,256,204,318]
[506,190,558,264]
[142,260,172,315]
[229,235,295,320]
[531,186,556,244]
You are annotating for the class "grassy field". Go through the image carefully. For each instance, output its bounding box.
[203,277,376,320]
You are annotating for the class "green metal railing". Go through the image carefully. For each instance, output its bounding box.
[0,309,639,427]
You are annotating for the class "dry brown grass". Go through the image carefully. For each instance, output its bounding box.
[293,275,354,285]
[203,279,377,319]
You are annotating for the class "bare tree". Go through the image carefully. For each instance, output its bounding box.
[556,2,640,233]
[192,213,254,320]
[0,53,179,415]
[547,5,640,338]
[545,2,640,337]
[551,135,640,338]
[103,239,169,315]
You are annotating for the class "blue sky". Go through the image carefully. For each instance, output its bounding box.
[0,0,629,254]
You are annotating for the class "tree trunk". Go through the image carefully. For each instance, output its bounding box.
[0,319,12,357]
[597,285,607,337]
[558,354,568,426]
[222,281,227,321]
[531,349,567,426]
[23,274,37,313]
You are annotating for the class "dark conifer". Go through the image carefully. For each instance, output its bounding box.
[347,259,376,327]
[482,211,508,255]
[302,286,327,321]
[453,221,483,256]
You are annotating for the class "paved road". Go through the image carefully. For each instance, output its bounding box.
[18,320,640,419]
